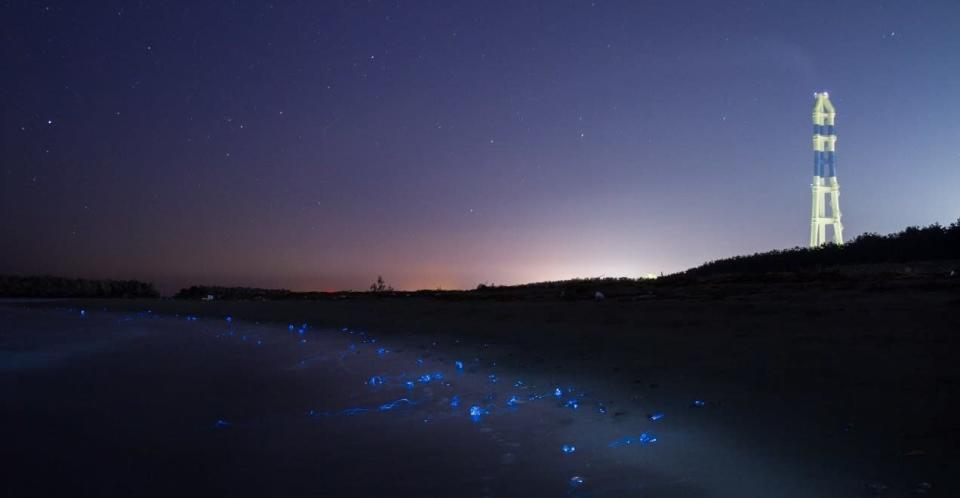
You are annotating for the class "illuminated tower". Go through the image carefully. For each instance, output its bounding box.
[810,92,843,247]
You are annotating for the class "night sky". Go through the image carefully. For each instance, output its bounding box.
[2,1,959,293]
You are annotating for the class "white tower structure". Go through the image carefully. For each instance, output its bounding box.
[810,92,843,247]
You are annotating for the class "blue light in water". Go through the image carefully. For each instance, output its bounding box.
[693,399,706,407]
[570,476,584,487]
[367,376,385,386]
[566,399,579,410]
[597,403,608,414]
[418,374,432,383]
[405,380,415,390]
[513,380,525,388]
[214,419,231,429]
[608,432,657,448]
[298,328,305,336]
[488,374,498,384]
[469,405,485,422]
[377,347,388,356]
[79,309,86,316]
[450,395,460,408]
[225,316,232,323]
[554,387,563,397]
[648,412,664,421]
[506,395,518,407]
[288,324,295,331]
[455,360,464,370]
[416,358,424,366]
[562,444,576,454]
[432,371,444,381]
[348,344,358,352]
[379,398,414,411]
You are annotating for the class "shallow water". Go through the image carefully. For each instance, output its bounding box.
[0,305,923,497]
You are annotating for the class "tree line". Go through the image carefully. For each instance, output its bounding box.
[684,219,960,276]
[0,275,159,298]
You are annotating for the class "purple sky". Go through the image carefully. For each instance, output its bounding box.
[3,1,959,293]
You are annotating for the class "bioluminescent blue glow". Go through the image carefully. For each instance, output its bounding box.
[79,309,86,316]
[378,398,415,411]
[506,395,518,407]
[376,347,389,356]
[648,412,664,421]
[562,444,576,454]
[455,360,464,370]
[469,405,485,422]
[225,316,232,323]
[608,432,658,448]
[288,324,295,331]
[367,376,385,386]
[513,380,525,388]
[488,374,498,384]
[213,419,231,429]
[405,380,415,390]
[450,395,460,408]
[693,400,706,407]
[554,387,563,397]
[565,399,579,410]
[416,358,424,366]
[570,476,585,487]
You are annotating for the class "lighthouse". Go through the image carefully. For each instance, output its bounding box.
[810,92,844,247]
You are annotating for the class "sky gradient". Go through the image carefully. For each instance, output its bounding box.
[2,0,959,293]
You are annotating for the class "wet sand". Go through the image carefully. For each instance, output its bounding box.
[4,281,959,497]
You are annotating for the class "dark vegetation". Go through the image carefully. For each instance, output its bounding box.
[684,220,960,276]
[0,275,159,298]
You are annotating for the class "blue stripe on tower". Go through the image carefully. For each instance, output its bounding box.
[813,124,821,135]
[827,151,837,177]
[824,125,835,135]
[813,151,821,177]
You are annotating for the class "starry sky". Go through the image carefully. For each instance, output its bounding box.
[2,1,959,293]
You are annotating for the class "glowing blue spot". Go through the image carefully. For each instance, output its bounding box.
[79,309,86,316]
[213,419,231,429]
[554,387,563,397]
[288,324,295,331]
[340,327,349,332]
[300,338,307,344]
[506,395,518,407]
[376,347,388,356]
[418,374,432,383]
[400,380,412,390]
[608,432,657,448]
[256,339,263,345]
[298,328,305,336]
[225,316,232,323]
[570,476,584,487]
[379,398,414,411]
[566,399,579,410]
[693,399,706,407]
[488,374,498,384]
[562,444,576,454]
[450,395,460,408]
[648,412,664,421]
[597,403,608,414]
[367,376,385,386]
[416,358,424,366]
[348,344,358,352]
[469,405,485,422]
[513,380,525,388]
[455,360,464,370]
